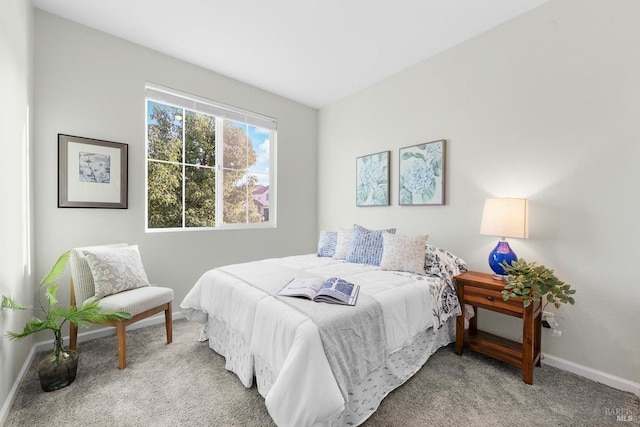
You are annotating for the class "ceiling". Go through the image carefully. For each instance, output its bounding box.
[31,0,549,108]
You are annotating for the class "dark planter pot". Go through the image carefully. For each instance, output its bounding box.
[37,349,79,392]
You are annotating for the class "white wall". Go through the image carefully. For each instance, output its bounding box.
[33,11,318,332]
[0,0,34,419]
[318,0,640,383]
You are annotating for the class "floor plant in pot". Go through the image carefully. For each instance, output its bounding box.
[500,258,576,308]
[1,250,131,391]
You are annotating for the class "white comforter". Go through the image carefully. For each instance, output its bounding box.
[181,255,452,427]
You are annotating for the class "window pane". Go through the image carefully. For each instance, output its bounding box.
[147,161,182,228]
[222,122,269,173]
[185,165,215,227]
[247,126,270,175]
[185,110,215,167]
[250,173,269,223]
[147,101,183,162]
[223,121,252,170]
[222,170,248,224]
[222,171,266,224]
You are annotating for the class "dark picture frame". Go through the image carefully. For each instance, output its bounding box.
[356,150,390,206]
[58,134,128,208]
[399,139,445,205]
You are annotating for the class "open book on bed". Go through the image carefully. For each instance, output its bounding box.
[278,277,360,306]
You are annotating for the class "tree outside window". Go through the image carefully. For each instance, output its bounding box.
[146,95,274,230]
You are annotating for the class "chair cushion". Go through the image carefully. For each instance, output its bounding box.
[84,245,150,299]
[96,286,174,316]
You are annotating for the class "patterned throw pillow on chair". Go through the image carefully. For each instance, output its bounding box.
[84,245,150,299]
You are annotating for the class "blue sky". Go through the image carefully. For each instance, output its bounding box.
[231,121,270,185]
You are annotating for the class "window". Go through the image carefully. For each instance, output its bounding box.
[145,84,276,230]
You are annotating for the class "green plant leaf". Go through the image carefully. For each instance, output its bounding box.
[501,258,575,308]
[1,296,27,310]
[7,318,57,340]
[40,250,71,286]
[45,285,58,308]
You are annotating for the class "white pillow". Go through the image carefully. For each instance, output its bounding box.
[332,228,353,260]
[84,245,150,299]
[380,233,429,275]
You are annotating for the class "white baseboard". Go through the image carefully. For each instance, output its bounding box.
[0,345,36,427]
[542,353,640,397]
[0,311,185,426]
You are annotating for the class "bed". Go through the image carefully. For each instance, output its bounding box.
[180,244,467,427]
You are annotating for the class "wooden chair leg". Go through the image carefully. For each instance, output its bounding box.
[165,302,173,344]
[69,278,78,351]
[116,322,127,369]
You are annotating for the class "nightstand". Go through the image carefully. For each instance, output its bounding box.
[454,271,542,384]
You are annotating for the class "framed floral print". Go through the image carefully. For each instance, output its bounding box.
[356,150,390,206]
[399,139,445,205]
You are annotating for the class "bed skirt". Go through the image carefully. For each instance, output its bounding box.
[199,313,455,426]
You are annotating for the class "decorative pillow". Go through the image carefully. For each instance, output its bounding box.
[317,230,338,257]
[424,245,468,278]
[84,245,150,299]
[380,233,429,275]
[345,224,397,266]
[332,228,353,260]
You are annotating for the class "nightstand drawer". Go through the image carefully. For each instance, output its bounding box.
[464,286,523,315]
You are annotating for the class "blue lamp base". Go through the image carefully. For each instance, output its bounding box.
[488,240,517,280]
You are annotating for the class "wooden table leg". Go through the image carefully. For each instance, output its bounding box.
[456,310,464,355]
[522,305,534,384]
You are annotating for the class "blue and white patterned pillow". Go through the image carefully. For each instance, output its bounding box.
[345,224,397,266]
[424,245,468,278]
[317,230,338,257]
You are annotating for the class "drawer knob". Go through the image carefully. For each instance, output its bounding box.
[486,295,494,301]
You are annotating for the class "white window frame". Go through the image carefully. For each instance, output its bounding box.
[145,83,277,232]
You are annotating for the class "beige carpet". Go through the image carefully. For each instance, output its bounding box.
[5,319,639,426]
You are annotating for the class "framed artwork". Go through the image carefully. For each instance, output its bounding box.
[399,139,445,205]
[58,134,128,208]
[356,150,390,206]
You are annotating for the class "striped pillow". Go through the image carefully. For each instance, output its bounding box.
[345,224,396,266]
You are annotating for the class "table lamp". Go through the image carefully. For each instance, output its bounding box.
[480,198,529,280]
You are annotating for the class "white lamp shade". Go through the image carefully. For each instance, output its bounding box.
[480,198,529,239]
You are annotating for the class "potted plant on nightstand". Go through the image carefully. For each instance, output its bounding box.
[1,250,131,392]
[500,258,576,308]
